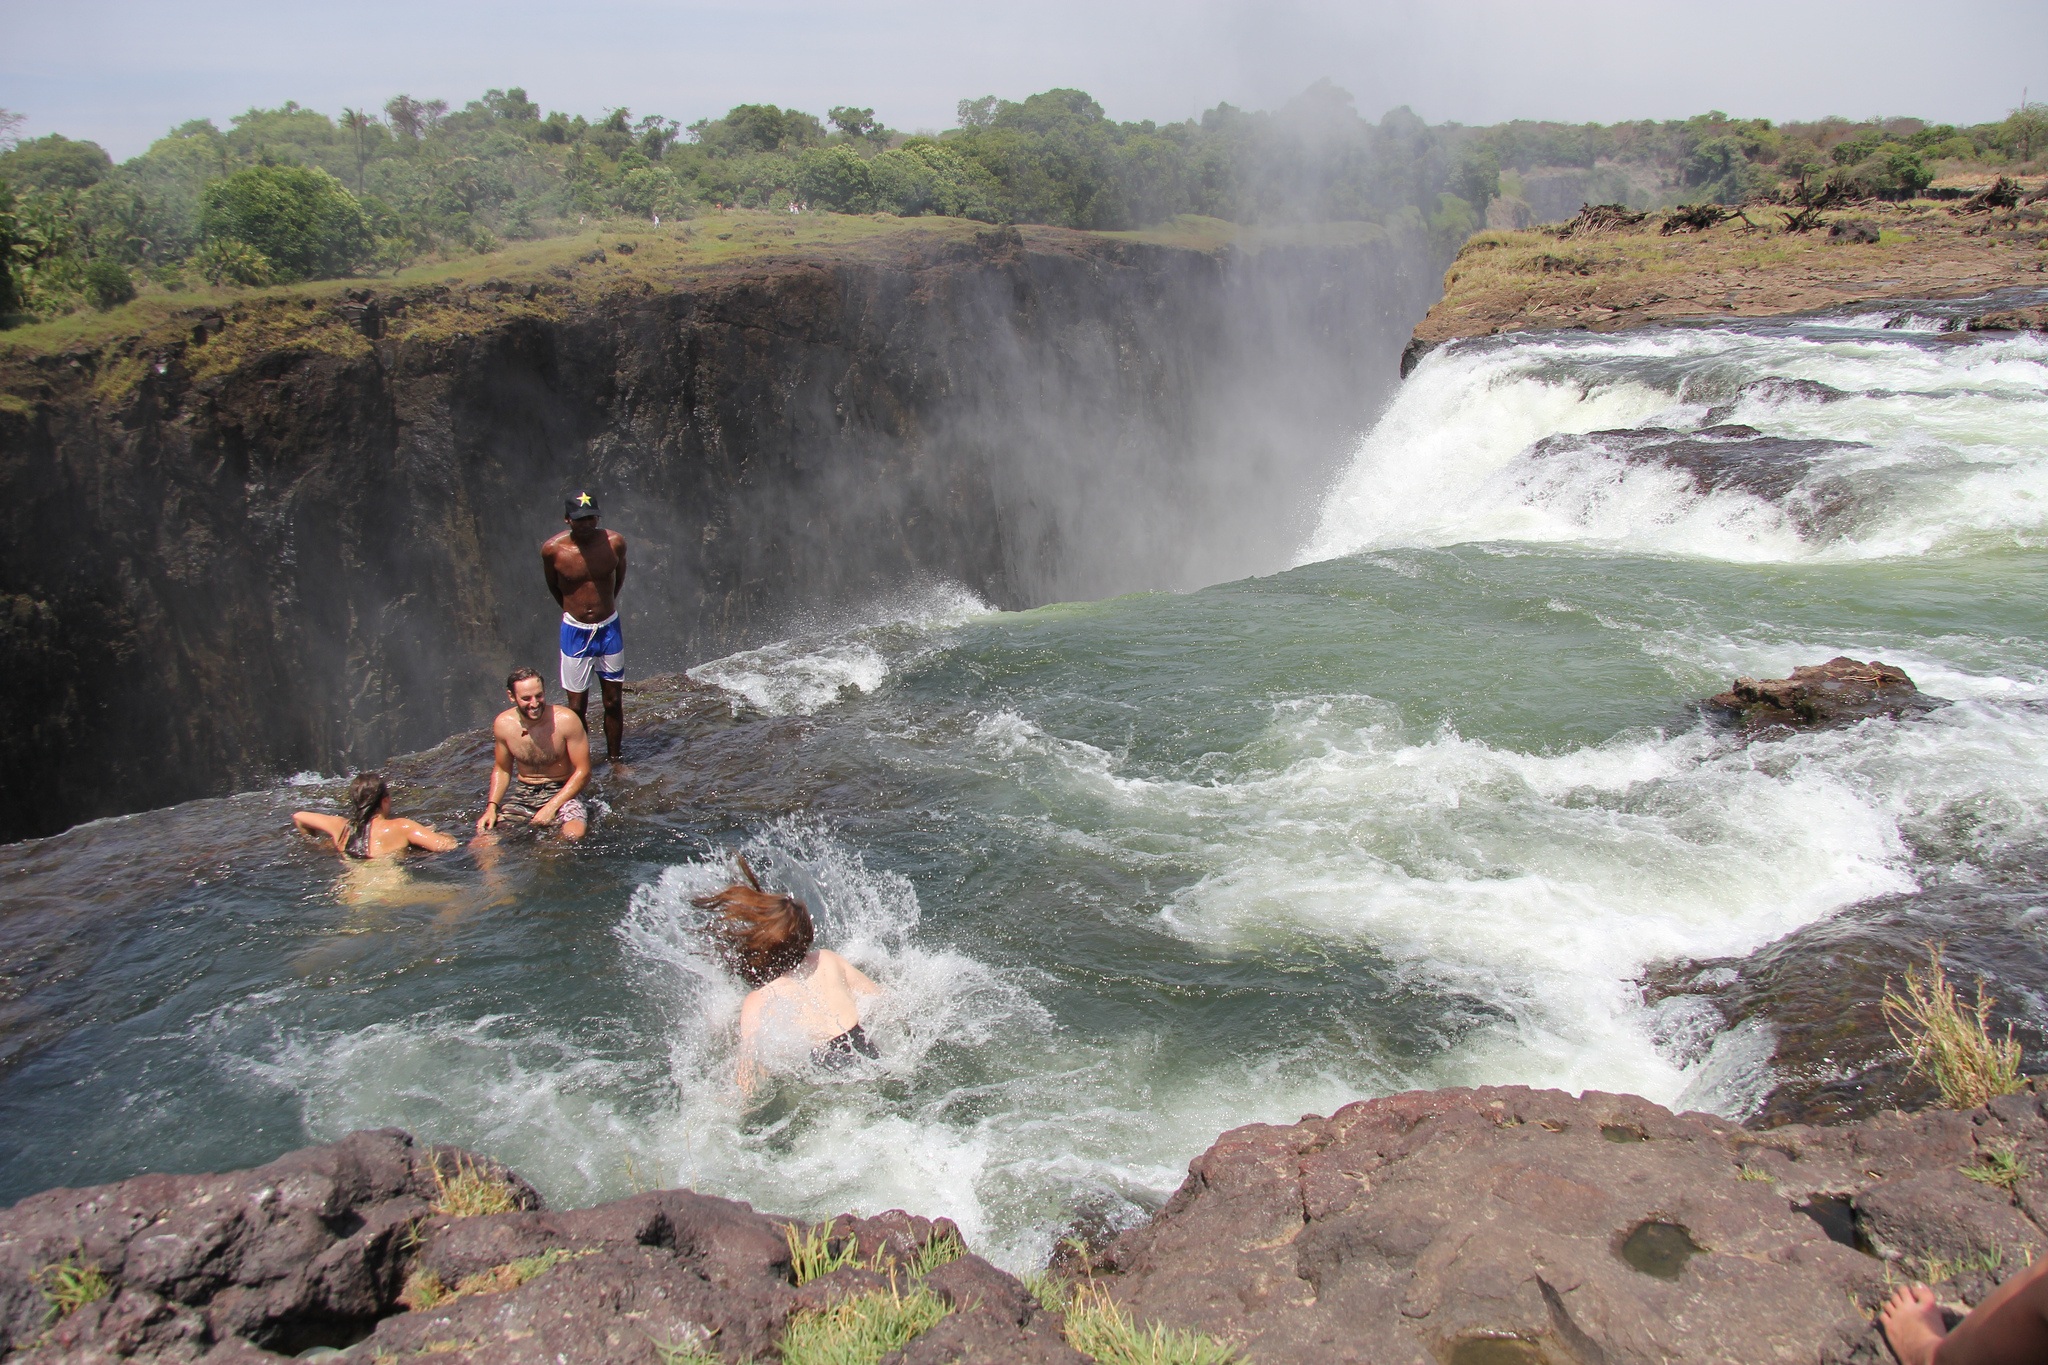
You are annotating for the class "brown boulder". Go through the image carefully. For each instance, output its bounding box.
[1097,1084,2048,1365]
[0,1138,1063,1364]
[1707,656,1941,729]
[0,1129,531,1360]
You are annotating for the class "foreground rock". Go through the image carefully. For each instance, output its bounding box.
[1099,1083,2048,1365]
[1707,656,1942,729]
[0,1129,1074,1363]
[10,1085,2048,1362]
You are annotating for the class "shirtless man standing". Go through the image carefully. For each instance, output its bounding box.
[475,668,592,840]
[543,490,628,762]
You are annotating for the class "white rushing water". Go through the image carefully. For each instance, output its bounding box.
[180,310,2048,1272]
[1302,324,2048,564]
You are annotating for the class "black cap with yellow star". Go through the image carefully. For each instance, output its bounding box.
[564,490,600,519]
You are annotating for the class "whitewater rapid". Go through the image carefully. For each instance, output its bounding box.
[7,301,2046,1276]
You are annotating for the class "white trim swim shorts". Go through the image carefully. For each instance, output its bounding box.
[559,611,624,694]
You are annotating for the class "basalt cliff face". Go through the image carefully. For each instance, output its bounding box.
[0,223,1440,840]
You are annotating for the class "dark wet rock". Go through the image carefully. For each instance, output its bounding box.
[0,231,1440,841]
[1701,375,1856,424]
[0,1135,1062,1363]
[1098,1084,2048,1365]
[1641,881,2048,1126]
[1525,425,1866,532]
[1707,656,1943,729]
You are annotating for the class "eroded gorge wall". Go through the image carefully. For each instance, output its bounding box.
[0,225,1442,839]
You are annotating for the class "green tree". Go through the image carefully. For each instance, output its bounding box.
[0,181,69,318]
[199,164,373,280]
[792,145,873,211]
[0,134,113,191]
[1450,144,1500,211]
[2003,102,2047,162]
[829,106,879,139]
[339,107,372,194]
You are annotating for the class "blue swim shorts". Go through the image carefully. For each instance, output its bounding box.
[559,611,624,693]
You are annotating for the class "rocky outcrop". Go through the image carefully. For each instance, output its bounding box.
[0,223,1442,840]
[0,1129,537,1360]
[1408,201,2048,355]
[11,1088,2048,1363]
[1097,1083,2048,1365]
[0,1129,1072,1364]
[1706,656,1942,729]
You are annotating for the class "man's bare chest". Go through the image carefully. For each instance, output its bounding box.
[553,542,616,583]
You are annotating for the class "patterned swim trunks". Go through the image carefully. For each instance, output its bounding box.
[496,778,588,828]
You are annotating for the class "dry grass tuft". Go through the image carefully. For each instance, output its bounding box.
[430,1152,521,1218]
[1882,944,2025,1110]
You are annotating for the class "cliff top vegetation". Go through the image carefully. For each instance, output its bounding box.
[1413,192,2048,346]
[1,85,2042,331]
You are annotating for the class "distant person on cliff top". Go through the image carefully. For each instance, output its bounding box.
[1882,1258,2048,1365]
[293,772,459,858]
[543,490,628,763]
[695,856,882,1095]
[475,668,593,841]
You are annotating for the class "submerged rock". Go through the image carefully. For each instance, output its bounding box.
[1096,1083,2048,1365]
[1707,656,1943,728]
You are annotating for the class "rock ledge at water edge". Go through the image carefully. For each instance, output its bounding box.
[9,1083,2048,1362]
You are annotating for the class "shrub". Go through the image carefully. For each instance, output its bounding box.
[194,236,272,286]
[1883,944,2025,1109]
[199,164,373,281]
[792,145,874,213]
[81,259,134,310]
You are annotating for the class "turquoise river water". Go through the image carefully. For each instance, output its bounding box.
[4,297,2047,1270]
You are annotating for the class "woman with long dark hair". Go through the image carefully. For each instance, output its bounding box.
[292,773,458,860]
[695,857,882,1094]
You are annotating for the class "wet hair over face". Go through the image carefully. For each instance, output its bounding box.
[692,884,815,986]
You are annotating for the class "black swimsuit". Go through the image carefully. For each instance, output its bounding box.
[812,1024,879,1070]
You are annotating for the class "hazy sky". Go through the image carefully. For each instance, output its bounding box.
[5,0,2044,160]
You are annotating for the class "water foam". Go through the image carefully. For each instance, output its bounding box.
[1301,325,2048,565]
[689,581,994,716]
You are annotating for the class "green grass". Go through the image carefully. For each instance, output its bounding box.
[1962,1143,2030,1193]
[430,1153,522,1218]
[1737,1164,1775,1181]
[784,1220,963,1284]
[36,1250,110,1323]
[1060,1283,1239,1365]
[1883,944,2025,1110]
[785,1221,865,1285]
[780,1285,949,1365]
[1913,1245,2006,1285]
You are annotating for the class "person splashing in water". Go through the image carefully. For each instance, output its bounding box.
[293,773,458,859]
[694,856,881,1095]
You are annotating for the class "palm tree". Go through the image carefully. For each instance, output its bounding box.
[339,108,371,195]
